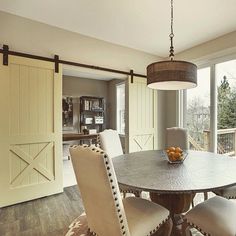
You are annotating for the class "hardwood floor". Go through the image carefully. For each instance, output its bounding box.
[0,186,224,236]
[0,186,83,236]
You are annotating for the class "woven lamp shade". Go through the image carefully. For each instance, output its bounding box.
[147,60,197,90]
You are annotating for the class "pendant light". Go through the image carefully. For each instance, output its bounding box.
[147,0,197,90]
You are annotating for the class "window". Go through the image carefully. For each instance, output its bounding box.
[116,83,125,135]
[183,58,236,156]
[216,59,236,156]
[186,68,210,150]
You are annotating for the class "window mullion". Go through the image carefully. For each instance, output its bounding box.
[210,64,217,153]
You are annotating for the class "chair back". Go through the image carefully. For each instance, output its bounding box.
[69,145,130,236]
[166,127,189,150]
[99,129,123,158]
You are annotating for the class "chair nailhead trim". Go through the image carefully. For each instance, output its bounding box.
[73,145,129,235]
[146,215,171,236]
[229,196,236,199]
[101,149,128,235]
[119,187,142,196]
[187,220,210,236]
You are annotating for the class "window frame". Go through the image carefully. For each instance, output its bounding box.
[181,52,236,153]
[116,82,126,135]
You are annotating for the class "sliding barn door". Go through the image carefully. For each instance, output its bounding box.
[126,76,157,153]
[0,56,62,207]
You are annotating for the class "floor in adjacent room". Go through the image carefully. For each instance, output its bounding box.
[63,157,77,188]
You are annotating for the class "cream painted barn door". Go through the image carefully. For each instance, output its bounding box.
[0,56,62,207]
[126,76,157,153]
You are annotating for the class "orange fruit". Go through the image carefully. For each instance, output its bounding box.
[168,147,176,152]
[174,152,181,160]
[168,151,176,161]
[175,147,183,153]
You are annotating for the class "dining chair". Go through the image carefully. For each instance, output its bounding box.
[99,129,142,197]
[69,145,173,236]
[213,186,236,199]
[166,127,208,205]
[182,196,236,236]
[166,127,189,150]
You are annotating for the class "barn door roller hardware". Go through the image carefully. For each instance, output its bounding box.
[0,45,146,79]
[3,45,9,66]
[130,69,134,83]
[54,55,59,73]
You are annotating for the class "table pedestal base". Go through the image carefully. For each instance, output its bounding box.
[150,192,195,236]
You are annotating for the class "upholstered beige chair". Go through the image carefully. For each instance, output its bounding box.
[99,129,142,197]
[182,196,236,236]
[99,129,124,158]
[166,127,189,150]
[213,186,236,199]
[69,145,172,236]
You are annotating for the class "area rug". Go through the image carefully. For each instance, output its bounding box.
[65,212,203,236]
[65,212,92,236]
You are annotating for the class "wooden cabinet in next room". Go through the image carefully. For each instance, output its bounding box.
[80,96,105,133]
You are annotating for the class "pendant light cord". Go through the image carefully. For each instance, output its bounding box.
[169,0,175,60]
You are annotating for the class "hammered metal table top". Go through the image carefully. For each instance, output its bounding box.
[112,150,236,194]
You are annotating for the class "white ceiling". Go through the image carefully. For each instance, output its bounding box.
[0,0,236,56]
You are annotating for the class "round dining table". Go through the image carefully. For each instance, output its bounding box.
[112,150,236,235]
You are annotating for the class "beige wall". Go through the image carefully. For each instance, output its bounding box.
[0,11,161,75]
[63,76,108,98]
[4,11,235,148]
[0,11,167,145]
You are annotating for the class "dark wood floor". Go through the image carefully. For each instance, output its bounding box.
[0,186,221,236]
[0,185,83,236]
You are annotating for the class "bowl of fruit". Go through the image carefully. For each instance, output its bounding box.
[164,147,188,164]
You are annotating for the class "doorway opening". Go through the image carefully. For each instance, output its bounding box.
[62,65,126,187]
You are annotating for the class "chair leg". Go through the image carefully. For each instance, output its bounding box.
[123,192,126,198]
[204,192,208,201]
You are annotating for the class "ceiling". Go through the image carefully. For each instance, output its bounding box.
[0,0,236,56]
